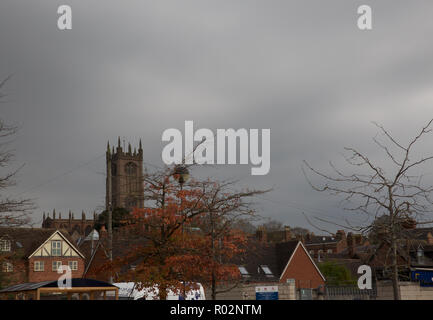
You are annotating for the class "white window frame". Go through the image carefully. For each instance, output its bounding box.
[2,261,13,272]
[52,260,62,271]
[68,260,78,271]
[34,261,44,272]
[51,240,62,256]
[327,249,333,254]
[0,239,11,252]
[238,266,250,277]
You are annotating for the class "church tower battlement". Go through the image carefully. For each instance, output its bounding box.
[106,138,144,211]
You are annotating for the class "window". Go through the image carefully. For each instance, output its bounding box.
[52,261,62,271]
[51,240,62,256]
[318,249,323,255]
[238,266,250,277]
[0,239,11,252]
[125,162,137,176]
[2,262,13,272]
[125,198,137,209]
[327,249,333,254]
[125,163,139,193]
[260,265,274,278]
[34,261,44,272]
[68,261,78,271]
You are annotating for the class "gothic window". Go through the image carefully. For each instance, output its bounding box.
[125,198,137,209]
[125,162,137,176]
[125,162,138,193]
[85,225,92,236]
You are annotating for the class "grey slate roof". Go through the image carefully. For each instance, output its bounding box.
[0,278,117,293]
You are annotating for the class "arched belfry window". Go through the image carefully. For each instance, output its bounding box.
[125,162,137,176]
[125,162,138,193]
[125,197,137,209]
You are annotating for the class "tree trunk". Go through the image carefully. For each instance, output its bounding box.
[211,269,216,300]
[210,210,217,300]
[391,237,401,300]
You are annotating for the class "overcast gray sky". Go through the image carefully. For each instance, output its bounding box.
[1,1,433,232]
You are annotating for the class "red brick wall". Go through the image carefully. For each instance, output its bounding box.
[280,245,325,289]
[0,259,27,287]
[28,257,84,282]
[83,247,111,282]
[336,240,347,253]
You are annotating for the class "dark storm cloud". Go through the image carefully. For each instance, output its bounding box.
[1,0,433,231]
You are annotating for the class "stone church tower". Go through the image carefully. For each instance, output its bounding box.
[106,138,144,211]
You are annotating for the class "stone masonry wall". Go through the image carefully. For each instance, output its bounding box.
[204,282,296,300]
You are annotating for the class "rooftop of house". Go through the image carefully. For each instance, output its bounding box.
[233,239,301,282]
[404,227,433,240]
[305,235,340,245]
[0,227,76,257]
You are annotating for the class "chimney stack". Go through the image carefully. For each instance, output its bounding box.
[284,226,291,241]
[336,230,346,241]
[347,232,354,257]
[256,226,267,243]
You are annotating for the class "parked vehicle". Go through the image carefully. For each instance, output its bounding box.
[110,282,206,300]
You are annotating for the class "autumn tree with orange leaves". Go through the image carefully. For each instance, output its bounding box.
[107,166,269,299]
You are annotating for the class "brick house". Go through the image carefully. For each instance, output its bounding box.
[79,227,147,282]
[255,227,365,260]
[237,239,325,289]
[0,228,85,287]
[304,230,349,260]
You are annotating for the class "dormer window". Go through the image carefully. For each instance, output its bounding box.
[0,239,11,252]
[260,265,274,278]
[238,266,250,277]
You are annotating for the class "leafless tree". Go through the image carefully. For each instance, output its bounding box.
[192,179,269,300]
[303,119,433,300]
[0,77,34,227]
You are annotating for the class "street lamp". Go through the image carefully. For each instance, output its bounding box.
[173,164,190,299]
[173,165,190,187]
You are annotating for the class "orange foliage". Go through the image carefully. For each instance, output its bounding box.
[99,176,253,299]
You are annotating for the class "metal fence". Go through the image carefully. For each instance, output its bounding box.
[324,285,377,300]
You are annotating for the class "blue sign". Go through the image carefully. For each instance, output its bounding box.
[255,286,279,300]
[411,269,433,287]
[256,291,278,300]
